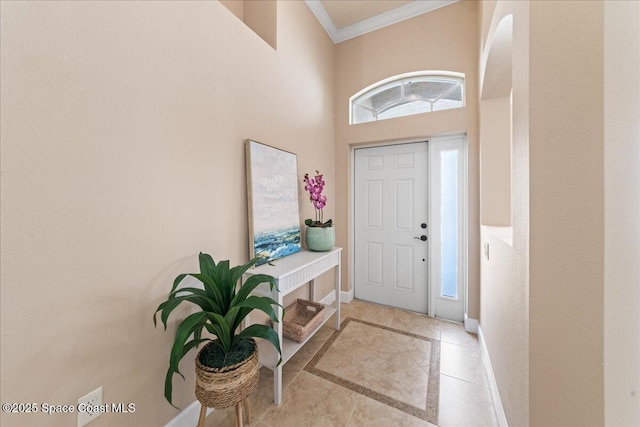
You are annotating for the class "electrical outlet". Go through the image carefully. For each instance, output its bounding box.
[77,386,103,427]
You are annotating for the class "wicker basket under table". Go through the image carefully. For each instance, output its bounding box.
[282,299,326,343]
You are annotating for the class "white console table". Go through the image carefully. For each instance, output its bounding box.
[243,247,342,405]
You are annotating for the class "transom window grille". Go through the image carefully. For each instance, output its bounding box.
[350,72,465,124]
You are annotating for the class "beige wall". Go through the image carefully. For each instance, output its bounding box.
[481,0,610,425]
[480,97,511,226]
[334,0,481,319]
[244,0,277,49]
[220,1,277,50]
[0,1,334,426]
[528,1,605,424]
[603,1,640,424]
[480,0,497,49]
[479,1,529,424]
[220,0,244,21]
[481,1,638,425]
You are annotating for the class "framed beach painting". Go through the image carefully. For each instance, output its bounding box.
[246,140,301,265]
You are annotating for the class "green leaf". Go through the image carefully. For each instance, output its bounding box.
[229,258,259,288]
[206,263,226,309]
[216,260,232,307]
[168,287,221,313]
[169,286,209,299]
[168,312,207,378]
[232,274,277,307]
[165,270,225,313]
[228,258,261,303]
[154,297,189,329]
[188,273,224,307]
[155,281,186,327]
[198,252,216,278]
[234,306,254,331]
[203,323,223,343]
[222,306,242,336]
[169,273,188,294]
[204,312,232,352]
[164,365,180,409]
[234,296,281,325]
[194,323,202,342]
[182,338,210,358]
[235,324,282,365]
[155,295,215,330]
[163,312,209,406]
[197,254,230,309]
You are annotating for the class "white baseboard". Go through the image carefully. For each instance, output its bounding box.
[478,326,508,427]
[341,288,354,303]
[164,400,212,427]
[319,289,354,305]
[464,314,479,333]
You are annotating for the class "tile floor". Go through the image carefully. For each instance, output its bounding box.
[204,299,498,427]
[305,317,439,424]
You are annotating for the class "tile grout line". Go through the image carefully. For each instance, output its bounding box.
[440,339,483,353]
[343,393,363,426]
[439,372,493,390]
[439,341,490,388]
[250,366,305,427]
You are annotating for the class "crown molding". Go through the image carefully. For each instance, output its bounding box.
[305,0,460,44]
[305,0,340,43]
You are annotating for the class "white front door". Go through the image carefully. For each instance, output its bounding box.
[354,142,429,313]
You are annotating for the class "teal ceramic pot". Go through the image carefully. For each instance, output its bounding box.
[305,226,335,252]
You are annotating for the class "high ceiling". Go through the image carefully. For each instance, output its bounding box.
[321,0,414,29]
[305,0,460,43]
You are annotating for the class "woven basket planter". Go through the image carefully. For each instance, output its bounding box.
[195,339,259,410]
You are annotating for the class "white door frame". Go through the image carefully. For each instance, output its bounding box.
[428,135,468,320]
[349,134,468,320]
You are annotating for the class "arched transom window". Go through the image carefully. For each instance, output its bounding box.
[350,72,465,124]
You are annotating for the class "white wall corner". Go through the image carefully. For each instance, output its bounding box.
[164,400,212,427]
[319,289,353,305]
[341,288,354,303]
[464,314,479,333]
[478,326,509,427]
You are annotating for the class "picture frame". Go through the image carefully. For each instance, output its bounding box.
[245,139,301,265]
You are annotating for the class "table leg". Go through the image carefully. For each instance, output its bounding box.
[335,261,341,330]
[197,404,207,427]
[243,398,251,423]
[235,402,242,427]
[274,364,283,405]
[309,278,316,301]
[274,289,283,405]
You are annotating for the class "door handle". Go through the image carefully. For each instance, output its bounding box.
[414,235,427,241]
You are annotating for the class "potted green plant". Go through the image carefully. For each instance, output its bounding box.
[153,253,282,418]
[303,170,334,251]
